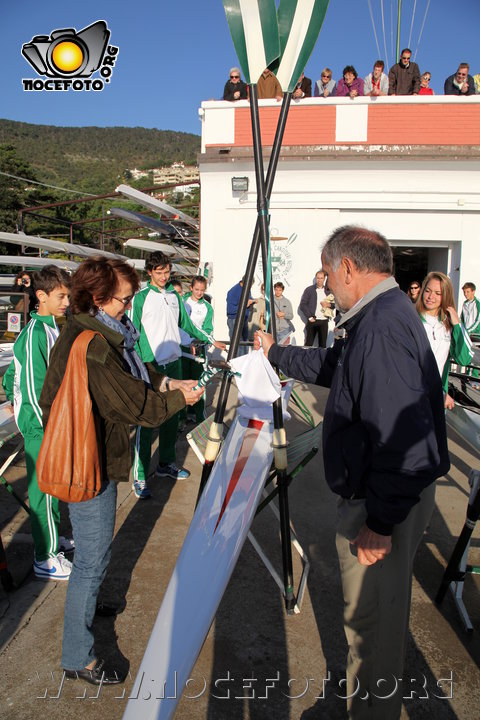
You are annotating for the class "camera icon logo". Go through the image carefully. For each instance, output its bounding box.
[22,20,118,91]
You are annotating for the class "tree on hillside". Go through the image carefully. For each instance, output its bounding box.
[0,145,58,269]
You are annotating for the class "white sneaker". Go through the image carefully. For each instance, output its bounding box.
[58,536,75,553]
[33,552,72,581]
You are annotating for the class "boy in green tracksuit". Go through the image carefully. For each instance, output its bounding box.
[460,282,480,379]
[183,275,214,423]
[2,266,73,580]
[128,252,224,499]
[461,282,480,337]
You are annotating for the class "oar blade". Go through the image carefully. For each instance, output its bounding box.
[223,0,280,84]
[275,0,330,92]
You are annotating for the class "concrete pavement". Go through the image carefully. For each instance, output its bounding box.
[1,379,479,720]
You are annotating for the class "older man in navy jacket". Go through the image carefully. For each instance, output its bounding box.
[256,225,449,720]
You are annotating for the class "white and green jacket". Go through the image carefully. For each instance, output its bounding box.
[2,314,59,437]
[127,282,214,365]
[460,296,480,336]
[420,314,473,393]
[182,292,214,341]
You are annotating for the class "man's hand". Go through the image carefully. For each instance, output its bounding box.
[254,330,274,356]
[350,524,392,566]
[444,393,455,410]
[213,340,227,350]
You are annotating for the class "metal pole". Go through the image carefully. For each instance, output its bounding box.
[396,0,402,63]
[246,84,295,613]
[436,480,480,606]
[196,92,292,504]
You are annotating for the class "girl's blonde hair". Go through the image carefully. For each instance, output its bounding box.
[416,271,456,330]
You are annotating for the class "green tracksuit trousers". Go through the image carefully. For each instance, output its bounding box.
[132,359,183,481]
[24,434,60,561]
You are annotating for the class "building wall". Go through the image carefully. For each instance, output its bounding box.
[198,99,480,343]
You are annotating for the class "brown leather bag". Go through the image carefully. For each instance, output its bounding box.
[37,330,103,503]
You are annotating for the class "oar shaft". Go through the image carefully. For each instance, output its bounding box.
[196,92,293,504]
[250,84,295,611]
[436,481,480,605]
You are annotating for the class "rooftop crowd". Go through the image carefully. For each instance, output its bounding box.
[223,50,480,101]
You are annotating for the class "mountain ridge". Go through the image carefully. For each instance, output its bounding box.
[0,119,201,194]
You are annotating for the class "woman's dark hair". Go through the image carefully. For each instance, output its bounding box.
[343,65,358,79]
[69,256,140,314]
[12,270,33,287]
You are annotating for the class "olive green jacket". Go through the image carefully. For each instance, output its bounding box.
[39,313,185,483]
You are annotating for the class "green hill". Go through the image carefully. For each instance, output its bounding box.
[0,119,201,194]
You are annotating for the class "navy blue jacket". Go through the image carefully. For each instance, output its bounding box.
[298,284,319,320]
[269,282,449,535]
[226,282,251,319]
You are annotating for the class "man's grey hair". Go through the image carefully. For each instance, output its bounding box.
[229,66,241,77]
[321,225,393,274]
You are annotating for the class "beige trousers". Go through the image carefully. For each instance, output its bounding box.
[335,483,436,720]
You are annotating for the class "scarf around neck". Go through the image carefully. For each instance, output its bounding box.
[96,309,151,385]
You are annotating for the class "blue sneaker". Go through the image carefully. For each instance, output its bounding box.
[132,479,151,499]
[155,463,190,480]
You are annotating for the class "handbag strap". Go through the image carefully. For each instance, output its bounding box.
[57,329,104,396]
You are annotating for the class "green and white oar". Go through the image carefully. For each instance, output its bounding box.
[199,1,329,612]
[275,0,330,91]
[223,0,280,83]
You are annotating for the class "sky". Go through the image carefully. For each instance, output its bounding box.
[1,1,480,138]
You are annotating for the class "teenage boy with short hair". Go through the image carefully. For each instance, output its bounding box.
[128,253,224,499]
[460,282,480,337]
[2,266,73,580]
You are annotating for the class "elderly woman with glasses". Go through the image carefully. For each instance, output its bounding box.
[223,66,248,101]
[40,256,202,686]
[314,67,336,97]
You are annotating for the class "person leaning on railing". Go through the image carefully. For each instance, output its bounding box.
[223,66,248,101]
[314,67,336,98]
[444,63,477,95]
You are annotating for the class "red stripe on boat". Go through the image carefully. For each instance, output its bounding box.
[213,419,264,534]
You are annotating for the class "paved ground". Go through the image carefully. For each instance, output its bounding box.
[1,378,480,720]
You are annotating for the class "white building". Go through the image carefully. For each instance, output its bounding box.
[198,95,480,343]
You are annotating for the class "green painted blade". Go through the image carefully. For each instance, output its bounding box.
[274,0,330,92]
[223,0,280,84]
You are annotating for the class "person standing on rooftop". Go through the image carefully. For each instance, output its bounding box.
[388,48,420,95]
[444,63,476,95]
